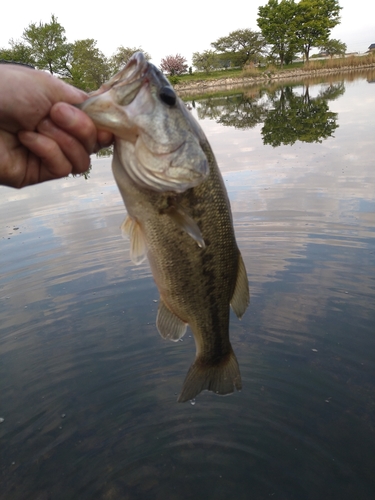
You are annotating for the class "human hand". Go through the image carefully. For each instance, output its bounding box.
[0,64,113,188]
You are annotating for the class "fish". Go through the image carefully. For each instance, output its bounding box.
[77,52,249,402]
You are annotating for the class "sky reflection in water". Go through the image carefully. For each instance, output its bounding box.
[0,72,374,499]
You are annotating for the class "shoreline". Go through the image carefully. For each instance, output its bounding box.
[175,63,375,95]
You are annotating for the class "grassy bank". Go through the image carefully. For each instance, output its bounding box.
[174,53,375,87]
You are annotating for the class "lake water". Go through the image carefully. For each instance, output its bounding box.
[1,71,374,499]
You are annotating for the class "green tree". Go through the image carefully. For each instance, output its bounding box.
[319,38,346,58]
[21,14,71,75]
[0,39,35,66]
[68,39,110,91]
[257,0,298,66]
[293,0,342,62]
[109,46,151,74]
[211,29,267,68]
[192,50,219,73]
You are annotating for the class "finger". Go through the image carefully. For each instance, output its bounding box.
[0,130,46,189]
[36,118,91,175]
[31,69,89,108]
[50,102,98,154]
[18,130,86,183]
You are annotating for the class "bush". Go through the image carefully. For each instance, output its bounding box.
[96,146,113,157]
[168,75,180,85]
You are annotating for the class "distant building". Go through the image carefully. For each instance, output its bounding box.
[368,43,375,52]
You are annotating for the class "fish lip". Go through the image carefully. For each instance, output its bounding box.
[85,52,149,101]
[112,58,149,88]
[112,52,149,86]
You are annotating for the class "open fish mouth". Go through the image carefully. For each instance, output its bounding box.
[89,52,149,98]
[78,52,208,194]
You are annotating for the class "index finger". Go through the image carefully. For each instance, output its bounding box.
[50,102,113,153]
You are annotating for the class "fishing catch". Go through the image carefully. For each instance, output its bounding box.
[77,52,249,402]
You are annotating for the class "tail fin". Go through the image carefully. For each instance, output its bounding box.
[177,348,242,403]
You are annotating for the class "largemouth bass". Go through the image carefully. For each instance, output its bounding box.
[78,52,249,402]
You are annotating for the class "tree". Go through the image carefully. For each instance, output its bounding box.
[0,39,35,66]
[319,38,346,58]
[109,46,151,74]
[21,14,71,76]
[0,16,112,91]
[160,54,188,75]
[293,0,342,62]
[211,29,267,68]
[192,50,219,73]
[68,39,110,91]
[257,0,298,66]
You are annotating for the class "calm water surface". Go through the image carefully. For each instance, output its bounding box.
[1,73,374,499]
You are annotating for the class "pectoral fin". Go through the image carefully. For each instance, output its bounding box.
[230,253,249,319]
[166,205,205,249]
[121,216,147,265]
[156,299,187,341]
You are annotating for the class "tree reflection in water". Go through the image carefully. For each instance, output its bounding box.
[197,92,268,129]
[194,81,345,146]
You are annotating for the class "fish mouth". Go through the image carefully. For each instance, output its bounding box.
[75,53,150,129]
[113,61,208,193]
[90,52,149,98]
[77,51,209,192]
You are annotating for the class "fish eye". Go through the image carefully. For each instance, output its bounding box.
[159,86,177,106]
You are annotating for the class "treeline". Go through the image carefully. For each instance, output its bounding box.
[193,0,344,73]
[0,15,151,91]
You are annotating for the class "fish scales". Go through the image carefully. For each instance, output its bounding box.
[141,142,239,349]
[77,52,249,402]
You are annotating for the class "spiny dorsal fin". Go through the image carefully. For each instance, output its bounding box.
[230,253,249,319]
[121,215,148,265]
[166,205,205,249]
[156,299,187,341]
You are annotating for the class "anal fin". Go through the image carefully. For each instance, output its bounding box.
[156,299,187,342]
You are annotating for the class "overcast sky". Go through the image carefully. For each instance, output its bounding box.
[1,1,374,67]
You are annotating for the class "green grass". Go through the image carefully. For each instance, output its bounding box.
[174,68,243,83]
